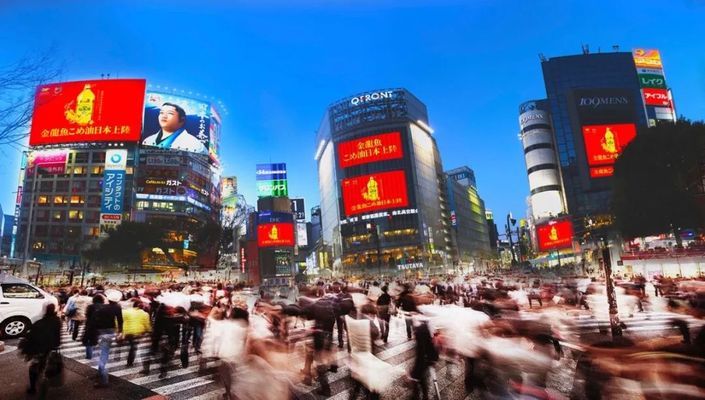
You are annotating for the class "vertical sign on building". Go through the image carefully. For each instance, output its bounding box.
[100,149,128,237]
[632,48,675,123]
[256,163,288,197]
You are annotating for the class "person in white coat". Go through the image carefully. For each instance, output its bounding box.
[141,103,207,154]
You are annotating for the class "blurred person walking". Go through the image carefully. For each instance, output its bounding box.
[20,304,62,398]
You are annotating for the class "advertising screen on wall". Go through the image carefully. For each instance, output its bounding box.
[290,198,306,221]
[342,170,409,216]
[642,88,671,107]
[258,222,295,247]
[582,123,637,172]
[29,79,146,146]
[142,92,211,155]
[256,163,288,198]
[338,132,403,168]
[537,219,574,252]
[639,74,667,89]
[632,48,663,69]
[27,149,69,175]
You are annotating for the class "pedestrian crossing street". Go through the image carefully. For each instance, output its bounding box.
[57,311,704,400]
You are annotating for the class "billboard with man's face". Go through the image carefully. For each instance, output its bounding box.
[141,92,210,155]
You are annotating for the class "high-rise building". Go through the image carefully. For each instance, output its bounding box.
[16,80,222,279]
[315,88,453,274]
[520,48,674,256]
[444,167,492,266]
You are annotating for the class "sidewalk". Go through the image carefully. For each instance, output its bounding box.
[0,348,161,400]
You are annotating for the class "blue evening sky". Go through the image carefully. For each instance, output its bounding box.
[0,0,703,223]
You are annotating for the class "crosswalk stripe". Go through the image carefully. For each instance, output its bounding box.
[56,310,701,399]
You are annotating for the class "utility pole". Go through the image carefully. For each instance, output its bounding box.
[601,236,622,337]
[22,163,38,278]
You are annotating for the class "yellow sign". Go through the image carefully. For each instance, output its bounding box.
[268,225,279,240]
[601,127,617,154]
[65,84,95,125]
[633,48,662,69]
[362,176,380,201]
[549,226,558,241]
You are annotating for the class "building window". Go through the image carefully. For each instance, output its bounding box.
[31,241,45,250]
[74,152,89,163]
[91,152,106,163]
[88,226,100,237]
[39,181,53,191]
[91,166,104,176]
[70,195,84,205]
[87,195,101,207]
[88,180,101,190]
[53,210,65,221]
[136,201,149,210]
[68,210,84,221]
[56,181,69,191]
[71,181,86,192]
[126,166,134,175]
[53,195,67,205]
[73,166,87,176]
[38,195,49,205]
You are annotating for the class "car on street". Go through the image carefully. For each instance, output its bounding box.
[0,273,58,338]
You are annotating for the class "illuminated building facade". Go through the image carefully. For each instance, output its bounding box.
[315,89,454,274]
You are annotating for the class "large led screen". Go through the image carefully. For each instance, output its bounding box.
[258,222,295,247]
[582,123,637,173]
[342,170,409,216]
[29,79,146,146]
[537,219,573,252]
[142,92,210,155]
[338,132,403,168]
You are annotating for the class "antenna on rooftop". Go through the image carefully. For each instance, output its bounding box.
[581,44,590,55]
[538,53,547,62]
[612,45,620,52]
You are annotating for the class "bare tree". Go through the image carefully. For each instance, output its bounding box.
[0,50,62,145]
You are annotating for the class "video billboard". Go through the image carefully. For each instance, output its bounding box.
[338,132,403,168]
[222,176,238,217]
[342,170,409,216]
[256,163,288,198]
[258,222,295,247]
[537,219,574,252]
[582,123,637,174]
[142,92,210,155]
[29,79,146,146]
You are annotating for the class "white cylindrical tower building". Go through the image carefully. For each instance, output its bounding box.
[519,100,565,221]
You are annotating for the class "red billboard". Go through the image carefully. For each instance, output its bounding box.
[582,123,637,172]
[342,170,409,216]
[642,88,671,107]
[589,166,615,178]
[338,132,403,168]
[258,223,295,247]
[30,79,146,146]
[537,219,574,252]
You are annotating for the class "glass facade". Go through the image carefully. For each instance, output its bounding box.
[316,89,453,274]
[541,52,647,225]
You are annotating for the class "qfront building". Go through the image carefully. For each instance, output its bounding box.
[14,79,221,281]
[519,48,676,266]
[315,89,454,275]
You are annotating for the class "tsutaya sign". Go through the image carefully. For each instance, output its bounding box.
[350,90,395,106]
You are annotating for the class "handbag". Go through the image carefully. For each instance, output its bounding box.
[44,350,64,387]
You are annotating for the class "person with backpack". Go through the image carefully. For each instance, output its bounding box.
[20,303,62,397]
[376,286,393,343]
[84,292,123,388]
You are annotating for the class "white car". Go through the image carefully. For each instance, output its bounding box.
[0,273,58,338]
